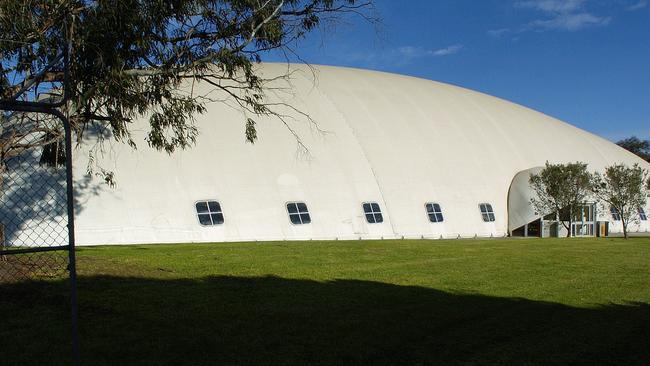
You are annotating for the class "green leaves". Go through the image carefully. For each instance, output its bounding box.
[591,163,649,238]
[0,0,373,183]
[530,161,649,239]
[616,136,650,163]
[1,0,371,147]
[146,96,203,154]
[245,117,257,143]
[529,162,591,216]
[528,162,592,236]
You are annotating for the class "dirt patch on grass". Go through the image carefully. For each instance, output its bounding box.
[0,252,68,283]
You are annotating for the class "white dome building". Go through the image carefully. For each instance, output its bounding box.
[6,63,649,246]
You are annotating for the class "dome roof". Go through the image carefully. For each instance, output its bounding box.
[69,63,650,244]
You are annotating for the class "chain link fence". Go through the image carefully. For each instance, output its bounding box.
[1,45,80,364]
[0,115,71,283]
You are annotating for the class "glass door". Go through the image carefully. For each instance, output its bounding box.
[571,204,595,237]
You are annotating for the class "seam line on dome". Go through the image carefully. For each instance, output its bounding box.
[302,69,399,238]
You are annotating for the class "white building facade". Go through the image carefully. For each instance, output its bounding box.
[5,64,649,246]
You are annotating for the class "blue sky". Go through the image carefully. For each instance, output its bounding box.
[268,0,650,141]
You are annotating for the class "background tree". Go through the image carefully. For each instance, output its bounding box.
[591,163,649,239]
[529,162,592,237]
[616,137,650,163]
[0,0,376,185]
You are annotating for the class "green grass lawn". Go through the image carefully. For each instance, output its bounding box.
[2,237,650,365]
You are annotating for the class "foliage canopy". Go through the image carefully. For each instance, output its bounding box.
[0,0,374,178]
[616,136,650,163]
[591,163,649,239]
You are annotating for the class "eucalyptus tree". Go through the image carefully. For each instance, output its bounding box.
[0,0,376,184]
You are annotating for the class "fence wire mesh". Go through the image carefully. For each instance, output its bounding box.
[1,113,70,283]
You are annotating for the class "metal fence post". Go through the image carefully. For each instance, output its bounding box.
[0,105,80,366]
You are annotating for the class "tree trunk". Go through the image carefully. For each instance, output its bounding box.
[560,221,571,238]
[622,217,628,239]
[566,208,572,238]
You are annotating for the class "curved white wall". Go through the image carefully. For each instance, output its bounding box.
[68,63,650,245]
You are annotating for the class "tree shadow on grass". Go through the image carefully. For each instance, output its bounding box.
[2,276,649,365]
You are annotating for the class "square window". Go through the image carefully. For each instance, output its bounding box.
[287,202,311,225]
[479,203,495,222]
[640,208,647,221]
[195,200,224,226]
[425,203,444,223]
[363,202,384,224]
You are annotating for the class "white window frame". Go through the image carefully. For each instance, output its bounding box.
[195,200,224,226]
[479,203,496,222]
[425,203,444,223]
[362,202,384,224]
[286,202,312,225]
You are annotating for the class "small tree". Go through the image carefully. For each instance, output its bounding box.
[529,162,592,237]
[591,163,649,239]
